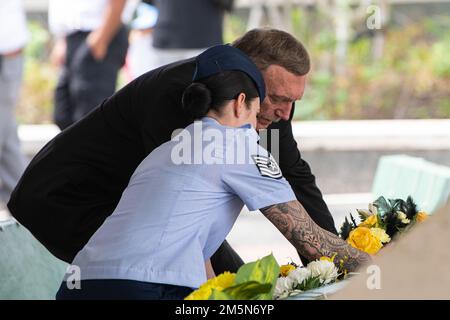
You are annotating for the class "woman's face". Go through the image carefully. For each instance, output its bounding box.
[242,97,260,129]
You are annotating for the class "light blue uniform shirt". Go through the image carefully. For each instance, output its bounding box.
[69,117,297,289]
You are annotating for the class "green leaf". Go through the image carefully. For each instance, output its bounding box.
[297,276,322,291]
[349,213,358,228]
[209,289,234,300]
[357,209,371,221]
[377,213,386,229]
[389,198,405,212]
[405,196,418,219]
[234,254,279,300]
[339,216,355,240]
[221,281,272,300]
[373,196,391,216]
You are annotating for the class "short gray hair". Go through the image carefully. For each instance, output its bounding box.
[232,28,310,76]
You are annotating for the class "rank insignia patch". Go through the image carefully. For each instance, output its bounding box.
[251,154,282,179]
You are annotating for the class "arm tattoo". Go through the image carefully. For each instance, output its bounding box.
[261,200,371,272]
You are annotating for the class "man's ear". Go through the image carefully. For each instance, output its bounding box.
[233,93,246,117]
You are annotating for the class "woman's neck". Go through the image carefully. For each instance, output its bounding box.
[205,111,240,128]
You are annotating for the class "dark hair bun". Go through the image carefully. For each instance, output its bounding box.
[182,82,212,119]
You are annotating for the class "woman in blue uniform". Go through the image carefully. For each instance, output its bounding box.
[56,45,370,300]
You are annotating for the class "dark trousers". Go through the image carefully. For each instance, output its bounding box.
[54,243,243,300]
[211,240,311,272]
[56,279,193,300]
[54,26,129,130]
[210,240,244,274]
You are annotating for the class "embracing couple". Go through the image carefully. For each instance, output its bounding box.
[8,28,371,300]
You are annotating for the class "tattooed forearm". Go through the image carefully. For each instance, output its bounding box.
[261,200,371,272]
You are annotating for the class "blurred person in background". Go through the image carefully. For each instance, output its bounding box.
[0,0,28,216]
[48,0,139,130]
[152,0,234,67]
[124,2,159,81]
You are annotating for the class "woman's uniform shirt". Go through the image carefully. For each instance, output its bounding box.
[69,117,296,289]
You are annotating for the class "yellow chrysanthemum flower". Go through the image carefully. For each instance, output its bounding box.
[370,227,391,244]
[416,211,428,222]
[184,286,213,300]
[347,226,383,255]
[209,271,236,289]
[280,264,296,277]
[359,214,378,227]
[185,271,236,300]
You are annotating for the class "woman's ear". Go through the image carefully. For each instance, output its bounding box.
[233,93,247,118]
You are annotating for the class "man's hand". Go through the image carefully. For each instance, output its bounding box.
[50,38,66,67]
[86,30,109,61]
[86,0,126,61]
[260,200,372,272]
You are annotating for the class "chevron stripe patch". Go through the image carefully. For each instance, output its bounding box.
[251,154,282,179]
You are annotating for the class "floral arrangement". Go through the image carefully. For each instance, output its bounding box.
[185,254,279,300]
[273,196,429,299]
[341,196,428,255]
[186,196,429,300]
[273,257,342,299]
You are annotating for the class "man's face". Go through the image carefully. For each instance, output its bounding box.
[257,65,307,130]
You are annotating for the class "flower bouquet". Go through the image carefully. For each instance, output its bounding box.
[185,254,279,300]
[274,195,429,299]
[186,196,429,300]
[185,254,347,300]
[273,257,345,300]
[341,196,428,255]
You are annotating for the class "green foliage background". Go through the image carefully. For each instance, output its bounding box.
[17,7,450,124]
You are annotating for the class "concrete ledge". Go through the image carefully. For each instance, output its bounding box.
[18,119,450,156]
[0,209,12,223]
[18,124,60,157]
[323,192,373,206]
[292,119,450,151]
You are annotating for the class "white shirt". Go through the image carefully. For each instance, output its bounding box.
[48,0,139,37]
[0,0,28,53]
[69,117,297,289]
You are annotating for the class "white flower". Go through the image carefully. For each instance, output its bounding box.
[397,211,411,224]
[287,267,312,287]
[273,276,295,299]
[306,260,339,285]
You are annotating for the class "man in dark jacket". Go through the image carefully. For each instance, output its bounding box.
[8,29,337,273]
